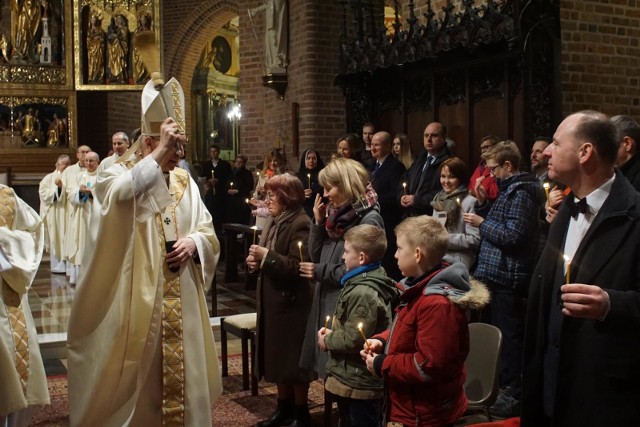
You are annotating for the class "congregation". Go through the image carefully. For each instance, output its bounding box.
[3,94,640,426]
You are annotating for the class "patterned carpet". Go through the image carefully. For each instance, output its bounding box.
[29,356,330,427]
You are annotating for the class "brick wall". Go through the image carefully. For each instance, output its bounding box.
[238,0,346,170]
[560,0,640,117]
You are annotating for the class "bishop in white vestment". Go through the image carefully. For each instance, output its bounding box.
[67,78,222,427]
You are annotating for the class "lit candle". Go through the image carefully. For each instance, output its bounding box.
[211,170,215,180]
[230,181,234,189]
[245,198,250,204]
[251,225,258,245]
[307,173,311,189]
[402,182,407,196]
[456,197,461,207]
[357,322,370,350]
[324,315,331,329]
[298,241,304,262]
[564,254,571,284]
[543,182,550,204]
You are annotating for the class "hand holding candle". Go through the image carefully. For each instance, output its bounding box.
[543,182,550,204]
[564,254,571,284]
[357,322,370,351]
[251,225,258,245]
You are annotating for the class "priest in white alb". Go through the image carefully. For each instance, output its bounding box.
[0,185,49,427]
[67,77,222,427]
[38,154,70,273]
[66,151,100,283]
[60,145,91,284]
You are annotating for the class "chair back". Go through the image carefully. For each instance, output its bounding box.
[464,322,502,408]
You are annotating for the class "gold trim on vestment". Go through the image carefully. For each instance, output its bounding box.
[0,188,29,395]
[156,171,189,426]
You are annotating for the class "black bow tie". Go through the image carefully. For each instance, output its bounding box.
[569,197,588,219]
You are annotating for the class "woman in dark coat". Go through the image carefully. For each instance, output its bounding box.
[296,148,325,218]
[246,173,315,427]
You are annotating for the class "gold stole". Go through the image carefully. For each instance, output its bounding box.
[0,187,29,395]
[155,169,189,426]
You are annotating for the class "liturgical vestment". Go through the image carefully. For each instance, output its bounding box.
[38,170,66,261]
[67,155,222,427]
[0,185,49,421]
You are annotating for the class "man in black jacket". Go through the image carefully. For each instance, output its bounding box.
[400,122,450,217]
[611,114,640,192]
[522,111,640,427]
[201,144,232,236]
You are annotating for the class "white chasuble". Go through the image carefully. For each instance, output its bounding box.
[0,185,49,418]
[38,170,67,260]
[67,155,222,427]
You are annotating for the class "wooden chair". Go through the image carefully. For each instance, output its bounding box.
[220,313,258,395]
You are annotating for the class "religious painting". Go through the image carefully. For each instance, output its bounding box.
[74,0,160,90]
[0,93,76,151]
[0,0,73,89]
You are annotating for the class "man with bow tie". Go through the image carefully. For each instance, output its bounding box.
[522,111,640,427]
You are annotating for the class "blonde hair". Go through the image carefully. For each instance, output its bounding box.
[344,224,387,262]
[482,140,521,170]
[395,216,448,263]
[393,133,414,169]
[318,158,369,203]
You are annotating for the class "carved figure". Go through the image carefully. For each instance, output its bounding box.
[107,14,129,83]
[10,0,42,62]
[132,13,151,83]
[87,14,105,83]
[249,0,288,73]
[20,108,39,146]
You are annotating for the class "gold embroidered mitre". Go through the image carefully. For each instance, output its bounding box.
[141,77,186,136]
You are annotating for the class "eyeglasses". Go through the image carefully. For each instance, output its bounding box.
[487,164,501,174]
[266,193,277,202]
[480,144,492,151]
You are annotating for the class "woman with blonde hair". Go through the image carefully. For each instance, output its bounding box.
[392,132,415,169]
[298,158,384,378]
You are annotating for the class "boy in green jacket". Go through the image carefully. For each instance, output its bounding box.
[317,224,399,426]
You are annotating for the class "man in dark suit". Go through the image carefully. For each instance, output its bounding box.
[369,131,406,279]
[522,111,640,427]
[226,154,254,225]
[201,144,233,236]
[611,114,640,192]
[400,122,450,216]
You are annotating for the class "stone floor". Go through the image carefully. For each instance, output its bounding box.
[32,253,256,364]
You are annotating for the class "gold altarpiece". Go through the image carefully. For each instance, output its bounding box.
[0,0,160,175]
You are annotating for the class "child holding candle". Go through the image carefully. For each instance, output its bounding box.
[361,216,489,427]
[317,224,398,427]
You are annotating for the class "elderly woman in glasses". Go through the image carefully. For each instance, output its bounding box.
[246,173,315,427]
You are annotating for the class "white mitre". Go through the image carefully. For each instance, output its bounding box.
[140,77,186,136]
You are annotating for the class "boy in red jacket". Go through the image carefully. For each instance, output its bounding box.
[361,216,489,427]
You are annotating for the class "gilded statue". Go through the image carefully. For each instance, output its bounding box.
[248,0,288,74]
[46,113,66,147]
[19,108,39,146]
[107,14,129,83]
[10,0,42,62]
[132,13,151,83]
[87,14,105,83]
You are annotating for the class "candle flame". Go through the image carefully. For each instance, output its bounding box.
[543,182,550,189]
[251,226,258,230]
[402,182,406,188]
[563,254,570,262]
[298,241,302,248]
[357,322,363,330]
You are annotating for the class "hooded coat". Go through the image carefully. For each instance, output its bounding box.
[373,262,489,427]
[324,265,399,393]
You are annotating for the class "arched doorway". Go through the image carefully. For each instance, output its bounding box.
[191,17,240,165]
